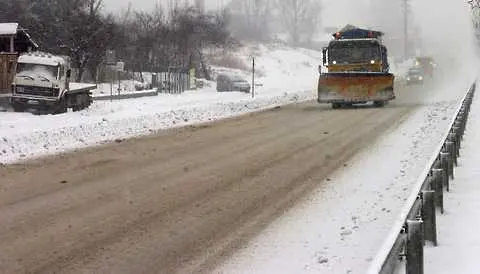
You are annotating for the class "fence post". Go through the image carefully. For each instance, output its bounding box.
[432,169,444,214]
[421,190,437,246]
[406,219,424,274]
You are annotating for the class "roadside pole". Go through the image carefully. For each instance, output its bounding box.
[118,70,120,96]
[252,57,255,98]
[110,68,113,102]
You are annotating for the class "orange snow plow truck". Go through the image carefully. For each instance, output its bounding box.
[318,25,395,108]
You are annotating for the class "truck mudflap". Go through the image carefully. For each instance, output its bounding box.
[317,72,395,103]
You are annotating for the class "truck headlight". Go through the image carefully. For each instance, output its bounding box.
[419,76,423,80]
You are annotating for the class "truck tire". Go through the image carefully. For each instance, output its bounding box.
[53,98,68,114]
[373,101,386,108]
[12,103,24,112]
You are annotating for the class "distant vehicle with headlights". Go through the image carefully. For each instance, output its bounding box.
[10,51,96,114]
[414,56,436,78]
[405,67,425,85]
[317,24,395,108]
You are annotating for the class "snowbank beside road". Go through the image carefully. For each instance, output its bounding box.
[0,44,320,164]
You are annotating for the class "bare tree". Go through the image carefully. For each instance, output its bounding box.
[1,0,236,85]
[0,0,34,23]
[227,0,272,41]
[168,6,232,79]
[10,0,116,81]
[277,0,321,46]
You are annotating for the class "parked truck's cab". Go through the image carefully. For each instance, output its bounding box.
[11,51,94,114]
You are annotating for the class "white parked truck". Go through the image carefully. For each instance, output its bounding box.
[10,51,96,114]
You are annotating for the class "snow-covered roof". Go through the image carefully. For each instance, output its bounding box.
[0,23,18,36]
[18,52,67,66]
[0,22,39,50]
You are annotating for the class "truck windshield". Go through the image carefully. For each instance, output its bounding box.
[328,40,381,64]
[16,63,58,80]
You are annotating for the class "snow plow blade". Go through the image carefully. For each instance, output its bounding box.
[317,72,395,104]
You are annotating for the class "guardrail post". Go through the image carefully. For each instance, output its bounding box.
[406,219,424,274]
[439,153,451,190]
[421,190,437,246]
[446,141,457,169]
[442,143,454,179]
[451,126,461,156]
[432,169,444,214]
[454,120,464,141]
[447,132,459,165]
[456,115,466,139]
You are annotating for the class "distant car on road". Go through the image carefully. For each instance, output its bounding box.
[216,74,251,93]
[406,67,425,85]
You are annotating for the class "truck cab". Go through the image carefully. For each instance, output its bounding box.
[320,28,390,74]
[11,51,94,114]
[317,25,395,108]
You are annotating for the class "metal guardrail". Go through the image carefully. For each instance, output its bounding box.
[367,82,476,274]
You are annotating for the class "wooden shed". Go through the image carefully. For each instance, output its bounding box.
[0,23,38,93]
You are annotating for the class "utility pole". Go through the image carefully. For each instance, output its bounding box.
[402,0,410,60]
[252,57,255,98]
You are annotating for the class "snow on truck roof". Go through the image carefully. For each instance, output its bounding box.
[332,25,384,40]
[18,52,67,66]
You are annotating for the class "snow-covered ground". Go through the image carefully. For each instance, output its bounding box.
[214,68,477,273]
[210,44,321,93]
[0,44,321,164]
[424,84,480,274]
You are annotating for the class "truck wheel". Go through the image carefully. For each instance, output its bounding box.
[373,101,385,108]
[12,103,24,112]
[53,99,68,114]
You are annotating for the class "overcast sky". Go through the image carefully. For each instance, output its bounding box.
[102,0,231,13]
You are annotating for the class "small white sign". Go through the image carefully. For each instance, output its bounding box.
[116,61,124,72]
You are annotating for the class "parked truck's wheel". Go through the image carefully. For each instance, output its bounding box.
[53,99,68,114]
[12,103,25,113]
[373,101,386,108]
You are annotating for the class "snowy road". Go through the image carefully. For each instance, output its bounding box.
[0,94,418,273]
